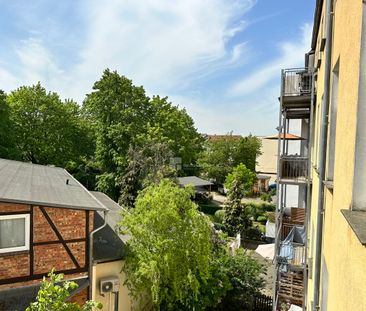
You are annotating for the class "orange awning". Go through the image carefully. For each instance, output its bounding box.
[264,133,305,140]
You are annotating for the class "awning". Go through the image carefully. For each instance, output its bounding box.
[264,133,305,140]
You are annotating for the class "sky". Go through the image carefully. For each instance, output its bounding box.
[0,0,315,136]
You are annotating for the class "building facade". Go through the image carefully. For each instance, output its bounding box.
[274,0,366,310]
[0,159,107,310]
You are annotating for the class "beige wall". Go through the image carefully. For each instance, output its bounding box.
[92,261,134,311]
[256,137,277,183]
[307,0,366,310]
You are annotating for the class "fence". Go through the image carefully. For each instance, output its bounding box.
[252,294,273,311]
[280,157,308,180]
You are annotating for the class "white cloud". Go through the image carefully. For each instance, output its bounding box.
[228,23,312,97]
[61,0,256,101]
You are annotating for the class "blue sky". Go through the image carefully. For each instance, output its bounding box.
[0,0,315,135]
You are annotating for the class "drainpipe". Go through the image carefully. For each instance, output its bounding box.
[313,0,333,309]
[89,210,108,299]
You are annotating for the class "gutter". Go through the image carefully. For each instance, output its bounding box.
[313,0,334,309]
[89,210,108,299]
[311,0,325,50]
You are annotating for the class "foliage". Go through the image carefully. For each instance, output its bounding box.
[119,180,215,310]
[198,133,261,184]
[260,192,272,202]
[7,83,94,167]
[223,165,257,237]
[194,191,213,204]
[213,249,266,311]
[198,202,221,215]
[214,209,225,224]
[118,139,176,208]
[26,270,102,311]
[224,163,256,197]
[83,70,202,199]
[0,90,18,159]
[256,215,268,223]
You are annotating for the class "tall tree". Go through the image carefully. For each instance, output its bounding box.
[118,139,176,208]
[148,96,203,166]
[83,69,153,199]
[7,83,94,167]
[119,180,216,310]
[223,164,256,237]
[198,133,261,183]
[84,69,203,199]
[0,90,17,159]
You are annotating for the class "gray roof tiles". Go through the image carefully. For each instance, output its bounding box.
[0,158,107,211]
[178,176,213,187]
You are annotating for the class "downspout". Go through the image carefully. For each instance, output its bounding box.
[313,0,333,309]
[89,210,108,299]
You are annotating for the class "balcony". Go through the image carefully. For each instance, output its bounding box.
[281,68,312,109]
[280,156,308,183]
[277,271,304,306]
[281,207,306,239]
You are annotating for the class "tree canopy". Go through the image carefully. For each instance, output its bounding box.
[198,133,261,184]
[224,164,257,237]
[7,83,94,167]
[119,180,214,310]
[83,69,203,199]
[119,179,265,310]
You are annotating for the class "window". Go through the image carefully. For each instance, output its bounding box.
[326,59,339,181]
[0,214,30,253]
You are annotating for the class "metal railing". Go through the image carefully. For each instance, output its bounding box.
[282,68,312,97]
[278,242,305,267]
[280,156,308,179]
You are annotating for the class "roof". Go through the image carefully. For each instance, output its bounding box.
[311,0,324,50]
[0,158,107,211]
[257,174,271,180]
[178,176,213,188]
[206,134,242,141]
[92,191,129,263]
[264,133,305,140]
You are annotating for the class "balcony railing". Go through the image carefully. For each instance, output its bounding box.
[278,242,305,268]
[282,68,312,97]
[280,156,308,180]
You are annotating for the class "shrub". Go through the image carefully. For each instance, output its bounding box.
[260,193,272,202]
[214,209,225,224]
[199,203,221,215]
[256,215,267,223]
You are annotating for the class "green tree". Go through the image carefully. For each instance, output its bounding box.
[214,249,265,311]
[118,139,176,208]
[27,270,101,311]
[0,90,18,159]
[83,69,152,199]
[198,134,261,184]
[7,83,94,167]
[224,164,256,237]
[224,163,256,197]
[119,180,218,310]
[84,69,202,199]
[148,96,204,166]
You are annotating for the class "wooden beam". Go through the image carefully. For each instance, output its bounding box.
[39,206,81,269]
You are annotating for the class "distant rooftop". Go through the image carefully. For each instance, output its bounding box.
[178,176,213,187]
[0,158,107,211]
[206,134,242,141]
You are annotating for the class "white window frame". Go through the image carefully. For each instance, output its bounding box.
[0,214,30,253]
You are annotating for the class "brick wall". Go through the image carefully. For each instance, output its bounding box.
[0,202,93,289]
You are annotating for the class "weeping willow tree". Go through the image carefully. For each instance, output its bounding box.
[119,180,224,310]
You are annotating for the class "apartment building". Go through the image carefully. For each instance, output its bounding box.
[273,0,366,310]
